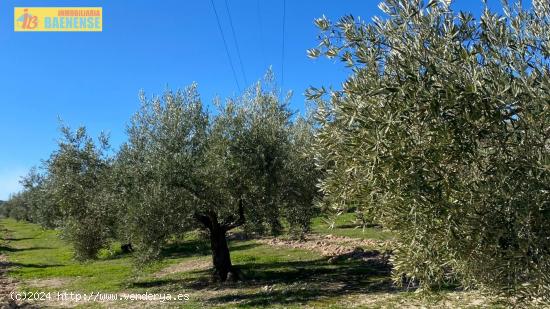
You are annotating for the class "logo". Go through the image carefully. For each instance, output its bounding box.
[15,8,38,30]
[14,7,102,32]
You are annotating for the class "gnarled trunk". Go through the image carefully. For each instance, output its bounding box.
[209,223,235,281]
[195,201,245,282]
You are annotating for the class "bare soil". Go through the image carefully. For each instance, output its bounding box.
[257,233,391,257]
[0,226,34,309]
[154,257,211,278]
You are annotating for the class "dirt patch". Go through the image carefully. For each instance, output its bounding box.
[25,278,72,290]
[1,226,18,308]
[154,258,211,278]
[258,234,392,257]
[29,292,182,308]
[0,226,36,309]
[0,254,19,308]
[340,290,499,308]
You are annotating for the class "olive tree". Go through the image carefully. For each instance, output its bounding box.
[281,115,319,237]
[47,125,114,260]
[119,84,209,263]
[309,0,549,301]
[108,145,140,252]
[19,167,60,229]
[121,75,317,281]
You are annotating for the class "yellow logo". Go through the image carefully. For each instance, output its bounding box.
[14,7,102,32]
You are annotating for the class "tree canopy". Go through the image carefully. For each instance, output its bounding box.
[2,73,317,282]
[116,75,317,280]
[309,0,549,301]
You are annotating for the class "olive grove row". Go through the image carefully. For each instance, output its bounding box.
[2,0,548,303]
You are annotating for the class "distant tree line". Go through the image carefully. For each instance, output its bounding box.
[3,0,548,303]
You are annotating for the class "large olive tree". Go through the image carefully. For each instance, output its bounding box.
[309,0,549,301]
[120,75,317,281]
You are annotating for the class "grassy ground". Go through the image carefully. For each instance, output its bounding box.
[310,213,394,241]
[0,218,505,308]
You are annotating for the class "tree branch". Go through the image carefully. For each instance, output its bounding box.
[223,199,246,231]
[194,212,213,230]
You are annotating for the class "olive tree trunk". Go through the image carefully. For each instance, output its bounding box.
[208,222,235,281]
[195,201,244,282]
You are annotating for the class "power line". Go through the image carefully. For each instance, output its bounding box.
[210,0,241,92]
[256,0,267,71]
[224,0,248,86]
[280,0,287,96]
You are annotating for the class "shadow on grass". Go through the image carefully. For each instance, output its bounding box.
[0,261,65,268]
[338,223,381,229]
[0,246,53,252]
[160,238,259,259]
[209,258,398,307]
[160,238,210,259]
[130,252,404,307]
[236,258,392,289]
[229,242,260,252]
[1,237,35,241]
[131,277,200,288]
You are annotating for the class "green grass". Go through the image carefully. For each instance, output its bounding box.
[0,218,170,292]
[0,218,504,308]
[310,213,394,241]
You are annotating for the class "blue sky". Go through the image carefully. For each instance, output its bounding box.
[0,0,502,200]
